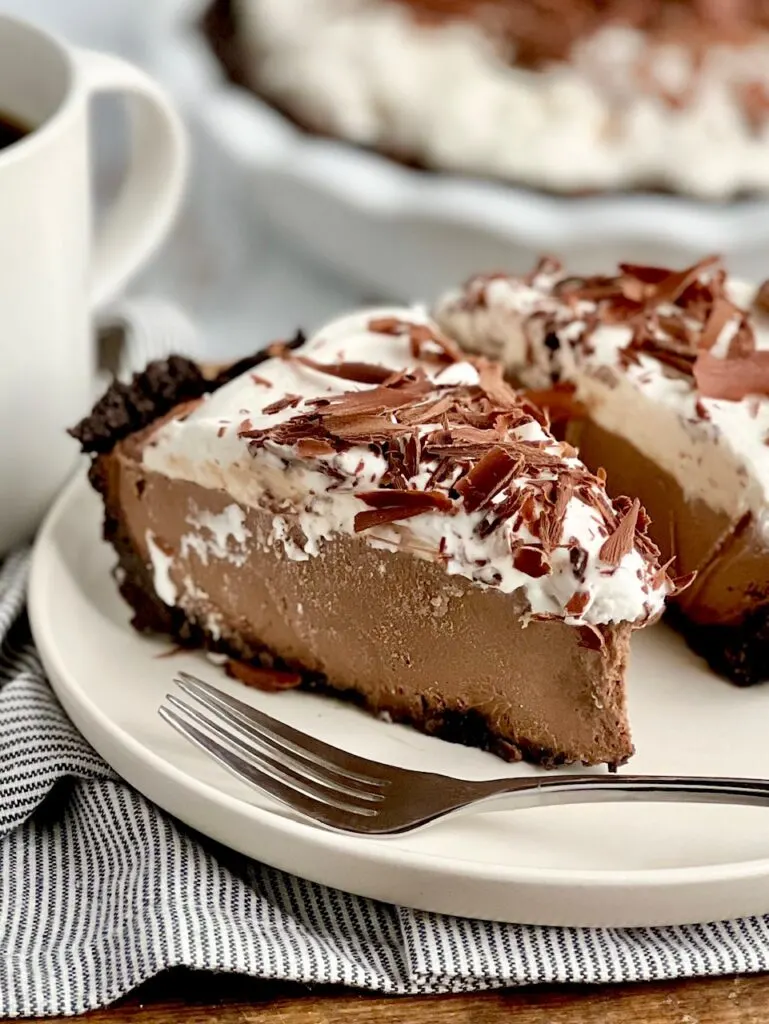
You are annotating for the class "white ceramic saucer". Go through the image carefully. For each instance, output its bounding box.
[28,471,769,928]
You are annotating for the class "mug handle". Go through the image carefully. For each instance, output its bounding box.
[75,49,188,309]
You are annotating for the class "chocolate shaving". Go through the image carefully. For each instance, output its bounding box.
[668,570,698,596]
[477,360,522,410]
[292,355,396,385]
[403,433,420,478]
[512,546,551,578]
[367,315,462,364]
[693,349,769,400]
[599,498,641,566]
[307,379,434,416]
[250,374,272,387]
[354,488,453,532]
[367,316,405,335]
[411,325,463,364]
[261,393,302,415]
[540,478,573,553]
[226,660,302,692]
[699,297,741,352]
[295,437,336,457]
[320,415,413,440]
[455,447,520,512]
[398,394,455,425]
[565,591,591,616]
[577,624,605,651]
[356,489,454,512]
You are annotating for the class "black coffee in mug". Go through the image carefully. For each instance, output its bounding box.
[0,111,29,150]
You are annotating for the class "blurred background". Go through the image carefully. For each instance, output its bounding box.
[0,0,362,361]
[7,0,769,360]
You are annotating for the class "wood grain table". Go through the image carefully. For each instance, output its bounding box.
[29,969,769,1023]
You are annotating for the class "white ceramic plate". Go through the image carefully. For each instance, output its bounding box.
[144,0,769,300]
[28,470,769,928]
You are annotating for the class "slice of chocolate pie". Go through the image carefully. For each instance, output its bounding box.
[435,257,769,684]
[72,309,670,767]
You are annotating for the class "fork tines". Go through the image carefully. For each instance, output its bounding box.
[159,672,389,830]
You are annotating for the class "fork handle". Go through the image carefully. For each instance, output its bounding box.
[462,773,769,813]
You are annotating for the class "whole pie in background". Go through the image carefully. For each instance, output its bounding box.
[209,0,769,198]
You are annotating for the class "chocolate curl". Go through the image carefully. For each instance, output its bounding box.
[512,545,551,578]
[599,498,640,566]
[354,488,454,533]
[261,393,302,416]
[693,349,769,401]
[455,447,520,512]
[698,298,743,352]
[291,355,396,385]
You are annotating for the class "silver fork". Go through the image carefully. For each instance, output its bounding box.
[159,671,769,836]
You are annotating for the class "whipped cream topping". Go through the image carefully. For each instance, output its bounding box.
[146,532,178,606]
[142,307,667,627]
[435,260,769,528]
[235,0,769,197]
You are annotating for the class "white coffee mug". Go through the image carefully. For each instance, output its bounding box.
[0,14,187,555]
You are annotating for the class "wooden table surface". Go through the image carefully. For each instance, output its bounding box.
[39,969,768,1023]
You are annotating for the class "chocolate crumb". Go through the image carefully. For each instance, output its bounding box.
[69,355,210,454]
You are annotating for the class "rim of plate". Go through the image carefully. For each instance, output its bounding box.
[147,0,769,252]
[27,470,769,893]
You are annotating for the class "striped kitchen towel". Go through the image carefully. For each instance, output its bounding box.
[5,550,769,1018]
[4,303,769,1017]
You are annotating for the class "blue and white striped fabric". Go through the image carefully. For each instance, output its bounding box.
[3,550,769,1017]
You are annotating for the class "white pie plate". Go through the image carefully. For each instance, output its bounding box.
[28,470,769,928]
